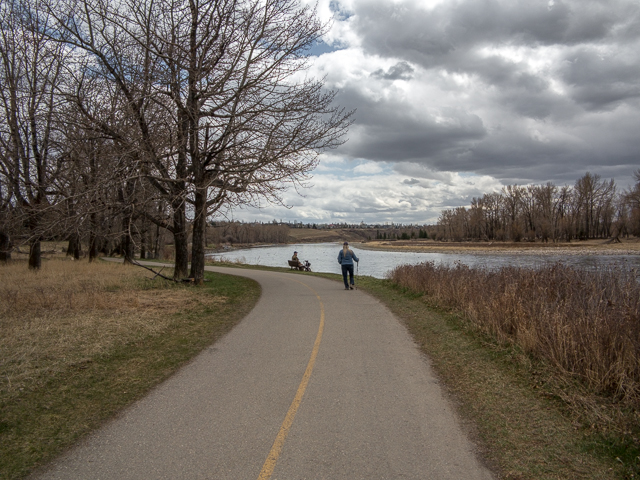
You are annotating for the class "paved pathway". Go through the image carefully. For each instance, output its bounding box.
[33,266,494,479]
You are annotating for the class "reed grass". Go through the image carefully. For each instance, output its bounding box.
[388,262,640,475]
[350,273,624,479]
[389,262,640,403]
[205,255,247,265]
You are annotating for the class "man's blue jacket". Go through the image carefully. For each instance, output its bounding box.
[338,249,359,265]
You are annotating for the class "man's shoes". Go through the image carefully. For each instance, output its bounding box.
[349,286,354,290]
[345,286,349,290]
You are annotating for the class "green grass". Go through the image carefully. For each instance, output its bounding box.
[0,270,260,480]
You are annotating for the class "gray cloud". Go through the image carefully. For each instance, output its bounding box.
[558,47,640,110]
[335,85,486,162]
[371,61,415,80]
[354,0,635,62]
[402,178,420,185]
[323,0,640,185]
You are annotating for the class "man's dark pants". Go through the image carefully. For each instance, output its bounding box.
[342,264,354,288]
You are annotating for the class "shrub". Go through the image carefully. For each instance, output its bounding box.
[389,262,640,402]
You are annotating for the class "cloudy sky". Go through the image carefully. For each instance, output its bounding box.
[232,0,640,225]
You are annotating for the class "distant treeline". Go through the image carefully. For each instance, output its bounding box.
[434,171,640,242]
[208,222,290,245]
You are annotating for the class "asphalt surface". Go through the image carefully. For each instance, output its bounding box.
[33,266,495,480]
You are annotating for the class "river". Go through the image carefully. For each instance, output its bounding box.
[207,243,640,279]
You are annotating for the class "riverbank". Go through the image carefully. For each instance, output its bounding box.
[359,237,640,256]
[286,227,371,244]
[205,232,640,257]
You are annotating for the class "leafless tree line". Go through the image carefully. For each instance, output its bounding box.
[0,0,353,282]
[435,171,640,242]
[209,221,289,244]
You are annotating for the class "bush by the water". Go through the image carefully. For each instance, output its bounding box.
[389,262,640,402]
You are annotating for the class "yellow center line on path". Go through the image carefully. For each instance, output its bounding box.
[257,280,325,480]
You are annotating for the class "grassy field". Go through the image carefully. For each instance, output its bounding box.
[0,256,260,480]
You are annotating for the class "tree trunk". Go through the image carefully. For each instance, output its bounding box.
[73,237,81,259]
[89,212,99,262]
[189,188,207,285]
[172,201,189,280]
[0,231,11,263]
[89,232,98,261]
[140,231,147,260]
[122,215,135,264]
[122,234,135,264]
[66,233,82,259]
[29,238,41,269]
[153,223,161,259]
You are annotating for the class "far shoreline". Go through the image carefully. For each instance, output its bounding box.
[208,237,640,257]
[356,238,640,256]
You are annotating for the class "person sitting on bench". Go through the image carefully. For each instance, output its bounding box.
[292,251,303,269]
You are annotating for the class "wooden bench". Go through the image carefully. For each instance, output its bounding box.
[288,260,304,270]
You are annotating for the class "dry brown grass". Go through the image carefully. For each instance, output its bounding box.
[0,259,222,403]
[0,257,260,479]
[389,262,640,401]
[389,261,640,474]
[344,274,630,478]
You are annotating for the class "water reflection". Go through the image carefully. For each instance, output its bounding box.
[208,243,640,279]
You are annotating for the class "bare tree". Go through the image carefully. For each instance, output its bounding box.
[46,0,352,283]
[553,184,573,241]
[502,185,524,241]
[0,0,69,268]
[531,183,556,242]
[43,0,191,276]
[574,172,616,239]
[624,169,640,236]
[434,176,627,243]
[118,0,354,283]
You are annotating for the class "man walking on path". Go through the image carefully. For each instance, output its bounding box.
[338,241,359,290]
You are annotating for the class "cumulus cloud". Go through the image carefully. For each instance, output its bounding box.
[233,0,640,224]
[371,61,415,80]
[310,0,640,184]
[232,158,504,225]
